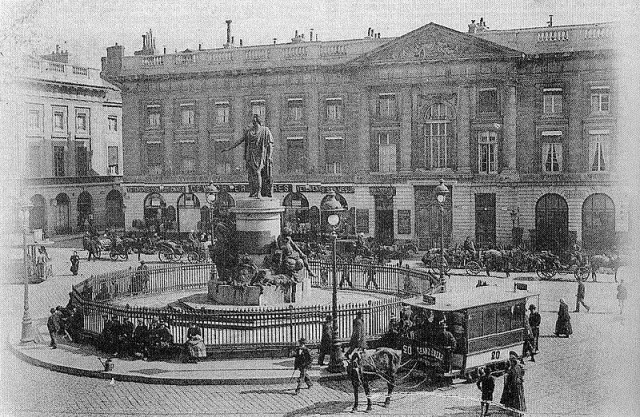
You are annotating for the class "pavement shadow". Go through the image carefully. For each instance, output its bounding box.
[282,400,354,417]
[433,404,512,416]
[240,387,298,396]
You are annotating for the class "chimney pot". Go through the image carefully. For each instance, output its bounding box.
[240,39,243,46]
[163,46,167,54]
[295,30,298,37]
[198,43,202,50]
[225,20,232,44]
[273,38,277,44]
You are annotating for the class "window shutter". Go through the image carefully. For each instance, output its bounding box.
[370,133,379,172]
[395,131,401,171]
[424,125,431,169]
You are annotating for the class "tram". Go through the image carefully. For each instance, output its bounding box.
[400,284,538,381]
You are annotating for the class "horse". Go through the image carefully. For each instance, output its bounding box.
[345,347,402,412]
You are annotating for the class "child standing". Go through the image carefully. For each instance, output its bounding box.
[476,366,495,417]
[293,337,313,394]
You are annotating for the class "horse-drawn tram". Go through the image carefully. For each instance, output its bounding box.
[400,285,538,381]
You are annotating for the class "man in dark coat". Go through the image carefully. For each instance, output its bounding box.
[617,279,628,315]
[133,319,149,359]
[500,351,526,415]
[575,279,591,312]
[318,315,333,366]
[436,321,457,375]
[293,337,313,394]
[476,366,495,417]
[70,251,80,275]
[120,317,135,357]
[346,311,366,357]
[555,298,572,337]
[47,308,59,349]
[528,305,541,352]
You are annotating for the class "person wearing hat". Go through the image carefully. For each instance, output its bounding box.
[345,311,366,358]
[476,366,495,417]
[135,260,150,293]
[528,305,541,352]
[47,308,59,349]
[184,321,206,363]
[500,351,526,415]
[293,337,313,394]
[318,315,333,366]
[554,298,572,338]
[436,320,457,378]
[133,319,150,360]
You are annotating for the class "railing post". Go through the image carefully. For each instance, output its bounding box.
[288,304,294,344]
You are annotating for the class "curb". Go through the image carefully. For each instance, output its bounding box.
[7,340,346,386]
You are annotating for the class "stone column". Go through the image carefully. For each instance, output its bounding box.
[457,86,471,173]
[307,83,319,173]
[358,86,371,173]
[400,86,412,172]
[502,85,517,174]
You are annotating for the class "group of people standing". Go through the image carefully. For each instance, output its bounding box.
[47,305,83,349]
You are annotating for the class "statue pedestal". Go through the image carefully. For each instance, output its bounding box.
[231,198,284,265]
[207,278,311,306]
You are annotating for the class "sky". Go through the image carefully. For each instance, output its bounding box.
[1,0,636,68]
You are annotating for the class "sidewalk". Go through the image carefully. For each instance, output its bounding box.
[8,331,344,385]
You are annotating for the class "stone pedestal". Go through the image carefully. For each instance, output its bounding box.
[207,277,311,306]
[231,198,284,265]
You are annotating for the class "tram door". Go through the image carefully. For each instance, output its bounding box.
[535,193,568,255]
[375,196,394,245]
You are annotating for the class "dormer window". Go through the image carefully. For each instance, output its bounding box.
[590,87,610,113]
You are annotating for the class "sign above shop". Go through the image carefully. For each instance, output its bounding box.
[369,186,396,196]
[126,183,355,194]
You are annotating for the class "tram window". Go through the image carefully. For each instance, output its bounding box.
[512,303,525,330]
[468,310,483,338]
[497,307,511,333]
[483,308,496,336]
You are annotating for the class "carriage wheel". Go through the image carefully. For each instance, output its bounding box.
[159,248,173,263]
[575,266,590,281]
[186,251,200,263]
[119,252,129,261]
[466,261,481,276]
[109,251,119,261]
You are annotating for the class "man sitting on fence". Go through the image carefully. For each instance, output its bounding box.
[148,322,174,360]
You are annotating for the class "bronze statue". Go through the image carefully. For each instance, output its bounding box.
[222,114,273,198]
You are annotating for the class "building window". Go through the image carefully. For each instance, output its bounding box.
[147,143,163,175]
[215,102,230,125]
[287,98,304,121]
[543,88,563,114]
[76,112,88,133]
[424,103,453,169]
[181,157,196,174]
[147,105,161,127]
[53,145,65,177]
[542,143,562,172]
[180,103,195,126]
[590,87,610,113]
[214,139,232,174]
[589,132,608,172]
[251,100,266,122]
[325,136,344,174]
[53,111,65,131]
[377,132,397,173]
[27,109,41,131]
[377,94,396,119]
[108,116,118,131]
[326,98,343,121]
[478,131,497,174]
[286,137,305,174]
[108,146,119,175]
[76,146,89,176]
[478,88,498,114]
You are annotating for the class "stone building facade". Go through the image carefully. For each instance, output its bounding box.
[102,21,629,253]
[5,50,124,236]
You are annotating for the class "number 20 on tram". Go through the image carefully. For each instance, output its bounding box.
[401,285,538,381]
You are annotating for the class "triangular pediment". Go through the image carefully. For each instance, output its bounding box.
[351,23,522,65]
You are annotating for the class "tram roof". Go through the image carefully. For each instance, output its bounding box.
[404,285,538,311]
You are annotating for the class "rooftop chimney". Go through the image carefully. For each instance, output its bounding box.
[310,29,313,41]
[224,20,234,48]
[41,44,69,63]
[198,43,202,51]
[547,15,553,27]
[468,19,477,33]
[240,39,243,46]
[273,38,277,44]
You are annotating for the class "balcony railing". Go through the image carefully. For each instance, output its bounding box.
[25,175,122,186]
[537,30,569,42]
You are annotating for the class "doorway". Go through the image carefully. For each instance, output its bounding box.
[375,195,394,245]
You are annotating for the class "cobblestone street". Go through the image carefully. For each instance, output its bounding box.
[1,243,639,416]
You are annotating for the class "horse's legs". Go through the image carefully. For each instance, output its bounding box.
[384,375,395,407]
[363,379,372,412]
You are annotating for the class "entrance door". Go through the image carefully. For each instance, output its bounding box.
[582,193,615,251]
[374,196,394,245]
[30,194,46,231]
[475,193,496,248]
[414,186,452,250]
[535,193,568,255]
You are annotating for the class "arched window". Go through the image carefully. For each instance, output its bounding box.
[105,190,124,228]
[54,193,70,234]
[282,192,310,238]
[177,193,200,208]
[582,193,615,251]
[143,192,165,228]
[423,103,454,169]
[535,193,568,254]
[176,193,200,232]
[77,191,92,228]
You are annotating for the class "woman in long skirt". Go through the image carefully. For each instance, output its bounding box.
[555,298,573,337]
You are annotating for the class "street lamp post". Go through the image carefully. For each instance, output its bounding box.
[20,199,35,344]
[435,179,449,293]
[206,182,219,249]
[321,191,345,373]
